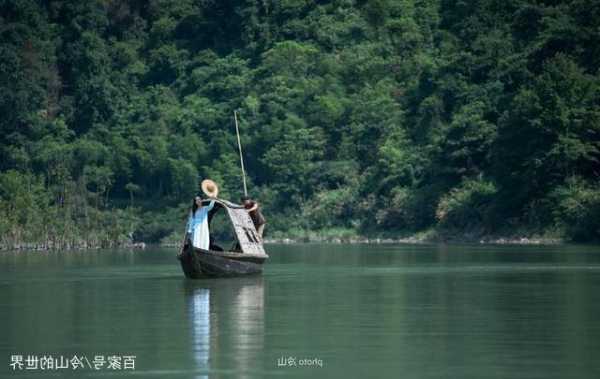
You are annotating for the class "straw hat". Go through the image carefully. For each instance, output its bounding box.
[201,179,219,198]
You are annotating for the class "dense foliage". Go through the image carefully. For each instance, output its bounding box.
[1,0,599,247]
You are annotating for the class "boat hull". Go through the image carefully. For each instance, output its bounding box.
[177,244,266,278]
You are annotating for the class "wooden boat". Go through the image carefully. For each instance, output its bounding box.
[177,198,268,278]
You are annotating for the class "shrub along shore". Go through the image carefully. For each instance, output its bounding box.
[1,1,599,249]
[0,224,566,252]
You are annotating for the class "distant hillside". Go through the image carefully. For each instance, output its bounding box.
[1,0,599,248]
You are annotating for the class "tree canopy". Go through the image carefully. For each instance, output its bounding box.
[1,0,599,247]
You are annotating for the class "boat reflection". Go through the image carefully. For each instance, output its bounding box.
[188,287,210,379]
[185,277,265,378]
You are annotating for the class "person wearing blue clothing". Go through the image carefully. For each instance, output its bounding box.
[187,195,215,250]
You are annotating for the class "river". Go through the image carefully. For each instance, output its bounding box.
[1,243,600,378]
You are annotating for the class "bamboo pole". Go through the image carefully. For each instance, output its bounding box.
[234,110,248,197]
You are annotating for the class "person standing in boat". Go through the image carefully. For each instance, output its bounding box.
[187,195,215,250]
[241,195,266,239]
[187,180,219,250]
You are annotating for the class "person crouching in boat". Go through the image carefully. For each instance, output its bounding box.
[241,196,266,239]
[187,195,215,250]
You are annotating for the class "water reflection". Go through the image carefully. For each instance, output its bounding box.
[184,277,265,378]
[3,246,600,378]
[188,287,210,379]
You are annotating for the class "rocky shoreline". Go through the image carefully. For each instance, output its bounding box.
[263,236,562,245]
[0,241,147,252]
[0,235,565,252]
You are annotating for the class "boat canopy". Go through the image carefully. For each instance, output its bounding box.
[205,198,267,257]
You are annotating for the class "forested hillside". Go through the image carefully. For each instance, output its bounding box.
[1,0,599,248]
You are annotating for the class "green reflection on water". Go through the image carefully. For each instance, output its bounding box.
[1,244,600,378]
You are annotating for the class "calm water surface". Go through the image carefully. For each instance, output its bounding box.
[2,244,600,378]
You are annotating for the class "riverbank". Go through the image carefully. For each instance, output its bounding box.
[0,241,147,252]
[0,228,569,251]
[263,233,563,245]
[260,226,567,245]
[263,236,562,245]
